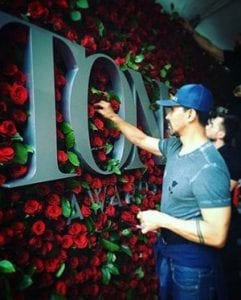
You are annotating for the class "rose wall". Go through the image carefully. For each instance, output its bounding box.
[0,0,227,299]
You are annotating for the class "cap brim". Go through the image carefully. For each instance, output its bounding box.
[159,99,180,107]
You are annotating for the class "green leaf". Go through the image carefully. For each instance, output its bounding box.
[18,274,33,290]
[120,245,132,257]
[65,131,75,149]
[101,239,120,252]
[80,181,90,189]
[97,19,105,37]
[106,263,119,275]
[61,197,72,218]
[61,122,73,134]
[67,151,80,167]
[134,54,144,63]
[101,266,111,285]
[11,132,23,141]
[160,69,167,78]
[0,260,16,273]
[121,228,132,236]
[70,10,82,21]
[135,266,145,278]
[106,252,116,263]
[13,143,33,164]
[55,263,65,278]
[90,87,102,95]
[105,143,113,154]
[50,293,67,300]
[91,202,101,213]
[76,0,89,9]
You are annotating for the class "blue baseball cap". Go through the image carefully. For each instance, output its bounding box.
[159,84,213,113]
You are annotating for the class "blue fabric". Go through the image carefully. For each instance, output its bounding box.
[154,238,228,300]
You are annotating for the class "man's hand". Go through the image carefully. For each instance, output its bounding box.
[94,100,116,120]
[137,210,163,234]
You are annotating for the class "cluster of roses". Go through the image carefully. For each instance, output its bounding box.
[0,0,226,299]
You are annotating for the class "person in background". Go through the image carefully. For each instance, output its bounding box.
[181,19,241,102]
[206,109,241,300]
[95,83,231,299]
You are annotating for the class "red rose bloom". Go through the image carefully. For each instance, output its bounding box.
[9,83,28,105]
[0,120,17,136]
[61,235,73,249]
[31,220,46,236]
[73,233,88,249]
[12,109,27,123]
[68,223,87,235]
[93,118,104,130]
[55,280,67,296]
[45,257,60,273]
[0,101,7,114]
[0,174,6,186]
[27,1,49,19]
[81,35,97,53]
[45,205,62,219]
[9,165,28,179]
[57,150,68,163]
[0,146,15,163]
[24,199,43,215]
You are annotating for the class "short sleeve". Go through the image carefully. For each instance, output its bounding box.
[192,164,230,208]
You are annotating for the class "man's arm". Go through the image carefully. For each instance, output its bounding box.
[95,100,162,156]
[137,206,231,248]
[182,19,224,62]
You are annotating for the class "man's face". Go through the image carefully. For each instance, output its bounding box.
[165,106,189,136]
[205,116,224,141]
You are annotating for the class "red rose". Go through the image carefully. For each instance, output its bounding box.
[0,234,6,247]
[81,205,91,218]
[3,63,18,76]
[0,101,7,114]
[55,73,66,87]
[73,233,88,249]
[12,109,27,123]
[96,150,107,162]
[47,193,61,205]
[55,280,67,296]
[9,165,28,179]
[31,220,46,235]
[61,235,73,249]
[45,257,60,273]
[0,120,17,136]
[45,205,62,219]
[81,35,97,53]
[93,118,104,130]
[27,1,49,19]
[68,223,87,235]
[106,205,115,217]
[91,177,102,189]
[24,199,43,215]
[56,111,64,123]
[55,0,69,8]
[120,211,136,224]
[69,257,79,269]
[32,257,44,272]
[9,83,28,105]
[0,146,15,163]
[57,150,68,163]
[91,135,104,147]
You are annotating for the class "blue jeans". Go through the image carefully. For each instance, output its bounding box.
[155,239,228,300]
[158,257,216,300]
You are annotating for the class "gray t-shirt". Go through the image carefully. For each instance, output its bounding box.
[159,137,230,220]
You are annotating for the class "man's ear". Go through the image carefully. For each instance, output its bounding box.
[187,109,196,122]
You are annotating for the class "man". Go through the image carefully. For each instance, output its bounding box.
[206,110,241,191]
[95,83,231,299]
[206,110,241,300]
[182,19,241,95]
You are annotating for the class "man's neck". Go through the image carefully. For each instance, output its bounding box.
[213,139,225,149]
